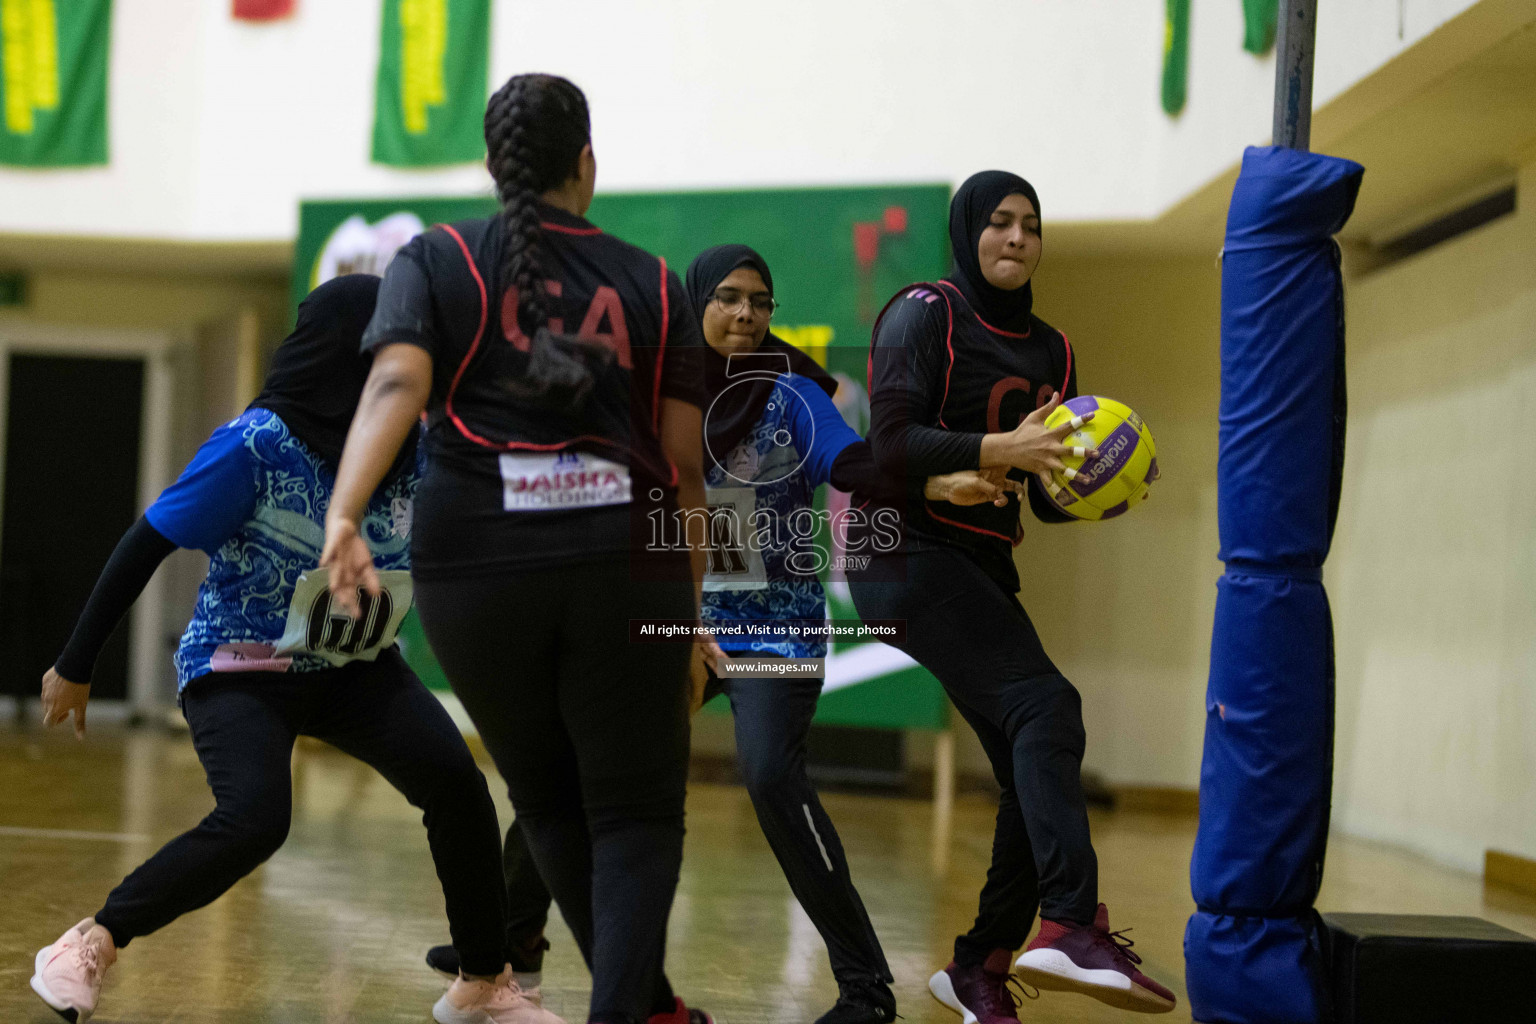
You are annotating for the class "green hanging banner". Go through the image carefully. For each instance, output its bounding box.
[1242,0,1278,54]
[1161,0,1190,116]
[0,0,110,167]
[371,0,488,167]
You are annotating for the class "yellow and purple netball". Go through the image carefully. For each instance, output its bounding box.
[1042,396,1158,521]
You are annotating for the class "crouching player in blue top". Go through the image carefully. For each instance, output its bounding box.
[30,276,550,1024]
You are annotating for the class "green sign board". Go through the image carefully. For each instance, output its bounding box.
[0,270,26,306]
[293,184,953,731]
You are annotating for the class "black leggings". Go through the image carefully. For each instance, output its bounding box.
[703,669,891,987]
[850,547,1098,961]
[496,662,895,991]
[502,817,554,972]
[94,652,508,975]
[416,562,694,1024]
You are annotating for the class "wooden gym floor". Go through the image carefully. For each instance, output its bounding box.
[3,723,1535,1023]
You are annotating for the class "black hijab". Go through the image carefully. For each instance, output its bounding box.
[944,170,1041,333]
[250,274,417,483]
[684,244,837,465]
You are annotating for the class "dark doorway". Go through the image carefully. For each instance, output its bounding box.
[1,354,145,702]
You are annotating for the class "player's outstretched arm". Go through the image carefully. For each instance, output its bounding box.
[322,343,431,617]
[43,417,258,739]
[42,518,177,738]
[925,467,1028,507]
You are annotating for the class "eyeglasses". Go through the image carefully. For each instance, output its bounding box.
[711,288,778,318]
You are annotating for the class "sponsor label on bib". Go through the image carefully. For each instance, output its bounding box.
[703,486,768,592]
[499,451,632,511]
[209,643,293,673]
[272,567,414,668]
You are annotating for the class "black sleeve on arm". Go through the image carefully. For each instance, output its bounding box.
[659,270,707,408]
[54,517,178,683]
[361,241,438,355]
[865,295,985,482]
[829,441,908,502]
[1027,331,1081,525]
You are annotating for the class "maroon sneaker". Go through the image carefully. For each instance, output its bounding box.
[1014,904,1176,1013]
[648,997,712,1024]
[928,949,1035,1024]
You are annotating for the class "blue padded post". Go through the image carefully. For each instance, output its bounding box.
[1185,145,1363,1024]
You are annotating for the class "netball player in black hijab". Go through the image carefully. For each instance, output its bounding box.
[32,276,535,1024]
[684,244,1000,511]
[684,244,836,455]
[851,172,1177,1020]
[683,243,914,1024]
[250,274,419,482]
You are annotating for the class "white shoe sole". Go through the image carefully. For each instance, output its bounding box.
[434,991,491,1024]
[1015,948,1174,1013]
[928,969,979,1024]
[31,945,86,1023]
[427,962,542,1006]
[432,991,557,1024]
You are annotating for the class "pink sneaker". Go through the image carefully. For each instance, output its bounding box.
[1014,904,1176,1013]
[432,966,565,1024]
[30,918,117,1023]
[928,949,1034,1023]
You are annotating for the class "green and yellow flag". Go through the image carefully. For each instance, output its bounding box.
[1161,0,1190,116]
[0,0,110,166]
[371,0,488,167]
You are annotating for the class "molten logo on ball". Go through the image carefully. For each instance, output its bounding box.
[1043,395,1158,521]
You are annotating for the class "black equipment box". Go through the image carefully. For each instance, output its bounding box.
[1322,912,1536,1024]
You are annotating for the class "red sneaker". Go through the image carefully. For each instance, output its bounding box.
[928,949,1034,1024]
[1014,904,1176,1013]
[648,996,712,1024]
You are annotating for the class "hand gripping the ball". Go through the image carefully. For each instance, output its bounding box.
[980,392,1100,488]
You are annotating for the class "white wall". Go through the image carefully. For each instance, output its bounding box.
[1327,156,1536,871]
[1154,0,1490,212]
[1019,254,1223,790]
[0,0,1489,242]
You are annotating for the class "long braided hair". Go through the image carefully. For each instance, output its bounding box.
[483,74,604,405]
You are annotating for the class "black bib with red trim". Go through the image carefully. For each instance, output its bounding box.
[866,280,1075,589]
[419,209,695,485]
[379,204,705,579]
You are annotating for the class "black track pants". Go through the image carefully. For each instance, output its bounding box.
[416,563,694,1024]
[850,547,1098,962]
[95,653,508,975]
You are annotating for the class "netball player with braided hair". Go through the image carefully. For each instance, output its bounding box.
[322,75,713,1024]
[28,277,547,1024]
[851,172,1177,1020]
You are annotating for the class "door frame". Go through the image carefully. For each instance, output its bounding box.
[0,322,180,715]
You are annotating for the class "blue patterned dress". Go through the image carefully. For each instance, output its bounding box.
[146,409,419,692]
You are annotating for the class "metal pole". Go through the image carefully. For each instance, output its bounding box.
[1272,0,1318,151]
